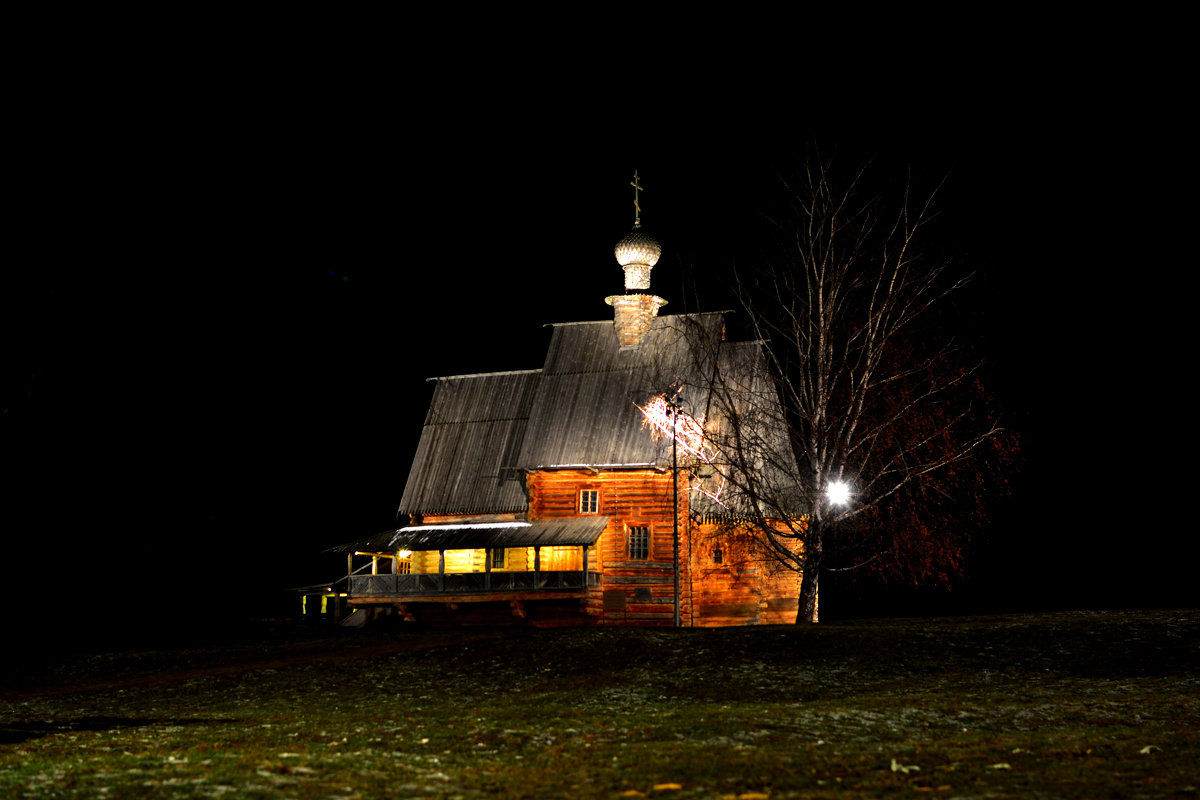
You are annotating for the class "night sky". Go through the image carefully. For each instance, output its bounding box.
[4,39,1191,638]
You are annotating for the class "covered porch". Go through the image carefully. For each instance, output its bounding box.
[330,517,606,607]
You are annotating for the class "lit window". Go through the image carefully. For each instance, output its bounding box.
[491,548,506,569]
[629,526,650,560]
[579,489,599,514]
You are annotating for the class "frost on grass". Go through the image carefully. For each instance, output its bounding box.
[1,611,1197,798]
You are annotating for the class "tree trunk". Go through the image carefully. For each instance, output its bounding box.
[795,527,822,624]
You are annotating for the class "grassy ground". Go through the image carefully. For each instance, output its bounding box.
[1,610,1197,799]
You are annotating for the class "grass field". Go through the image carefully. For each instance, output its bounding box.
[2,609,1197,799]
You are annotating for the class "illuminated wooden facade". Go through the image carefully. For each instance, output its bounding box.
[329,208,803,625]
[331,311,803,627]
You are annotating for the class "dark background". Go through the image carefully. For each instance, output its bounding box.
[4,29,1192,640]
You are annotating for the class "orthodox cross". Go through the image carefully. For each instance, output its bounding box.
[631,170,644,225]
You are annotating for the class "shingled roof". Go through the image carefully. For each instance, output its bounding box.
[516,314,725,470]
[395,312,802,520]
[396,370,539,517]
[689,338,806,520]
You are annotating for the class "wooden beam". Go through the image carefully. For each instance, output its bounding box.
[348,590,590,606]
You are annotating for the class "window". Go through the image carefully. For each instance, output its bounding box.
[579,489,599,514]
[712,548,723,565]
[628,526,650,560]
[491,548,506,569]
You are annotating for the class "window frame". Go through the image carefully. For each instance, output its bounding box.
[628,525,651,560]
[579,489,600,514]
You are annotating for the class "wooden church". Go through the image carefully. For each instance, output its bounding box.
[328,179,806,626]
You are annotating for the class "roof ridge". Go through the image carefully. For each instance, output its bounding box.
[543,311,732,328]
[427,368,543,382]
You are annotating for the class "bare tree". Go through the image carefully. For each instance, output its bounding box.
[688,154,1006,623]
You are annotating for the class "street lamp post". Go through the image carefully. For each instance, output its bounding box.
[667,389,681,628]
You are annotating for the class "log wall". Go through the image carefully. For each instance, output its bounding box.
[529,469,688,626]
[528,469,803,626]
[686,522,801,626]
[388,474,804,627]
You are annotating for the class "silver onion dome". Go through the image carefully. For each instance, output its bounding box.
[614,225,662,269]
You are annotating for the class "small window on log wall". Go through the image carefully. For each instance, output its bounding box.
[579,489,599,514]
[628,526,650,560]
[491,548,506,569]
[712,548,723,565]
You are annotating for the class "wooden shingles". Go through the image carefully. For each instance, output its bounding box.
[518,315,725,469]
[398,370,540,516]
[395,312,798,520]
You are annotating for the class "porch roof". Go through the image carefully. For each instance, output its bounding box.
[329,516,609,554]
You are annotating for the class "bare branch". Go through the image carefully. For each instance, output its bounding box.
[685,153,1009,623]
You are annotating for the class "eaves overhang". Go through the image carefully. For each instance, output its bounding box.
[327,516,609,555]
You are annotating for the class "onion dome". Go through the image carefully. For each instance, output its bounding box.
[614,225,661,292]
[614,225,662,269]
[606,171,667,347]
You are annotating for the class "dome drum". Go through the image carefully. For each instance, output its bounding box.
[623,264,652,291]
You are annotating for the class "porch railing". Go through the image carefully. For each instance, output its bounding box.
[349,570,601,597]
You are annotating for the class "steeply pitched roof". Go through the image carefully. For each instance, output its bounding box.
[394,312,804,520]
[396,370,539,517]
[516,314,726,469]
[690,339,806,519]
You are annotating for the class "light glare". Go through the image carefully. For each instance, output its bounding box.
[828,480,850,505]
[638,394,726,506]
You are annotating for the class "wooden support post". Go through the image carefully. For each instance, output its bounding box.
[581,544,589,587]
[485,548,493,590]
[534,546,541,589]
[439,550,446,592]
[672,411,680,628]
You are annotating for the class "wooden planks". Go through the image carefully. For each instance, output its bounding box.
[529,468,687,625]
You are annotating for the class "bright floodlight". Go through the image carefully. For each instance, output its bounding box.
[827,480,851,505]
